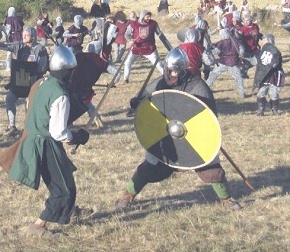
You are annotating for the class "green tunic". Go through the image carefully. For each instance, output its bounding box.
[9,76,77,189]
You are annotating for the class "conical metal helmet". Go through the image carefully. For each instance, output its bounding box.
[49,45,77,71]
[164,47,189,73]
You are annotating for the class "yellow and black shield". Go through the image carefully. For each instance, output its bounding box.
[134,90,221,170]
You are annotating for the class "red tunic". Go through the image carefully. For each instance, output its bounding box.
[239,23,260,55]
[130,20,158,55]
[69,53,109,103]
[179,42,204,77]
[115,20,129,44]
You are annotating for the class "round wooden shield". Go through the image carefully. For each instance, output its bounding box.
[134,90,222,170]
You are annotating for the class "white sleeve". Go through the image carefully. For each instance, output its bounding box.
[63,29,73,38]
[49,95,73,142]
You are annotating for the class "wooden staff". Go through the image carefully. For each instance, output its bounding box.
[135,57,159,100]
[220,146,255,190]
[85,47,132,129]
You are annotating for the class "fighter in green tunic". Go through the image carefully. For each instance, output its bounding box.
[6,45,89,238]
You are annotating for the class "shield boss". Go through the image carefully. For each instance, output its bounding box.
[134,90,221,170]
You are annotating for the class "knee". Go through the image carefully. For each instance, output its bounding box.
[195,163,225,183]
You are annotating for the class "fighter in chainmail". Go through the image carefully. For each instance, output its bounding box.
[116,47,242,211]
[68,51,120,127]
[52,16,65,45]
[254,34,285,116]
[239,14,261,79]
[3,6,24,71]
[192,19,218,80]
[122,9,172,85]
[178,28,212,79]
[63,15,90,54]
[206,28,246,98]
[0,27,49,136]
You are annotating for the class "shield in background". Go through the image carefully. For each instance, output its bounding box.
[134,90,222,170]
[10,59,38,98]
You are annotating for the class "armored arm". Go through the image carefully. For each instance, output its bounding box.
[156,24,172,51]
[63,29,73,38]
[0,42,15,52]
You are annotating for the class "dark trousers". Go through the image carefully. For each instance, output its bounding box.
[132,160,225,194]
[39,141,76,224]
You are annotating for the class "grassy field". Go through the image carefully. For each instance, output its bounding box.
[0,0,290,251]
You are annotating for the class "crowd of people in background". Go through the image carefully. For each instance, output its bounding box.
[0,0,288,132]
[0,0,288,238]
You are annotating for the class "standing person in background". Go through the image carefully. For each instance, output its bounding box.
[36,12,53,47]
[122,9,172,85]
[63,15,90,54]
[52,16,65,45]
[178,28,208,79]
[3,6,24,72]
[224,0,237,14]
[114,11,129,63]
[228,10,243,40]
[192,19,217,80]
[101,16,118,61]
[239,14,261,79]
[254,34,285,116]
[101,0,111,16]
[90,0,105,18]
[280,0,290,32]
[128,11,138,23]
[239,0,250,17]
[157,0,170,16]
[0,27,49,136]
[206,29,246,98]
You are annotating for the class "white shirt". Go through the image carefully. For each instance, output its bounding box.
[49,95,73,142]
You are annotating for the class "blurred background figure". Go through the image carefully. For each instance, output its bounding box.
[100,0,111,16]
[63,15,90,54]
[3,6,24,71]
[113,11,129,63]
[90,0,105,18]
[280,0,290,33]
[157,0,170,16]
[36,11,53,47]
[52,16,65,46]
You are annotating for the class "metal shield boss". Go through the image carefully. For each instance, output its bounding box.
[10,59,38,98]
[134,90,221,170]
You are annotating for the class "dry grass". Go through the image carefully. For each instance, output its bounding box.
[0,0,290,251]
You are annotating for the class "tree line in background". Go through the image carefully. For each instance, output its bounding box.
[0,0,75,23]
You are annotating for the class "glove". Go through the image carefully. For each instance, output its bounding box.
[71,128,90,145]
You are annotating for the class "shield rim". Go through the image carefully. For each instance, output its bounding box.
[134,89,222,170]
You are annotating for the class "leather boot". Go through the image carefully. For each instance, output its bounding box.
[220,197,242,211]
[256,97,266,116]
[270,99,280,116]
[115,191,136,211]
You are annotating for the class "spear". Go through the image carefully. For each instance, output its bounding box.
[85,47,131,128]
[220,146,255,190]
